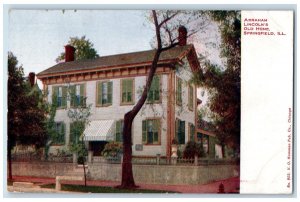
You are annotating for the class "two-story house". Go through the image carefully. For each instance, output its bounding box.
[37,27,200,158]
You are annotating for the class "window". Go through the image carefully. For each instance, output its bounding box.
[176,77,182,105]
[52,86,67,108]
[115,120,124,142]
[147,75,160,103]
[121,79,134,104]
[142,119,160,144]
[70,121,85,145]
[70,84,86,107]
[175,119,185,144]
[52,122,65,144]
[97,81,113,106]
[189,123,195,141]
[188,85,194,111]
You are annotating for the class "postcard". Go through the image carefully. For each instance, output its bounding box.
[4,8,294,195]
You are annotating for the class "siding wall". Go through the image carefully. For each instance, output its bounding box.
[48,74,170,156]
[47,58,196,156]
[175,57,196,144]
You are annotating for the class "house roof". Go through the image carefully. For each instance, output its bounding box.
[37,44,197,78]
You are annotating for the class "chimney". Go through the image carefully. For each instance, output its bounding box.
[28,72,35,87]
[178,26,187,46]
[65,45,76,62]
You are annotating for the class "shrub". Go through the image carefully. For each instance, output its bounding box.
[101,142,123,158]
[183,141,205,158]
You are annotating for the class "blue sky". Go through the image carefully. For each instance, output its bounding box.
[8,10,154,76]
[8,9,222,103]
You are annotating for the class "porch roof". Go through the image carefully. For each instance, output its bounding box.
[83,120,115,141]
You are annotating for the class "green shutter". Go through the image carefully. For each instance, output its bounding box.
[175,119,179,142]
[179,121,185,144]
[178,79,182,105]
[154,76,160,101]
[153,120,159,143]
[127,79,133,102]
[97,82,102,105]
[80,84,85,107]
[62,86,67,107]
[122,80,126,103]
[176,78,182,105]
[108,81,113,104]
[52,86,58,105]
[142,120,147,143]
[189,85,194,110]
[70,85,76,107]
[116,121,121,142]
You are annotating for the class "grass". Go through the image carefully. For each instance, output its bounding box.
[41,184,177,193]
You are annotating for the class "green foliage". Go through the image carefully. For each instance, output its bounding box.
[101,142,123,158]
[183,141,205,158]
[193,11,241,153]
[8,52,48,149]
[55,36,99,62]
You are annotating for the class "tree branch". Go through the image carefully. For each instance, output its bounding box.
[158,11,180,28]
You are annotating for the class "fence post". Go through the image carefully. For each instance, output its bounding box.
[156,154,161,165]
[88,151,93,163]
[73,153,77,166]
[171,156,177,165]
[194,155,198,166]
[120,154,123,164]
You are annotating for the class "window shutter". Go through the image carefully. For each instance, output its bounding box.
[189,85,194,110]
[108,81,113,104]
[80,84,85,107]
[52,86,58,105]
[127,79,133,102]
[62,86,67,107]
[122,80,126,103]
[154,76,160,101]
[142,120,147,143]
[180,121,185,144]
[153,119,159,143]
[70,85,76,107]
[176,78,182,105]
[97,82,102,105]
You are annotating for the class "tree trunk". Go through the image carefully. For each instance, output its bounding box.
[119,112,136,188]
[118,10,178,189]
[7,141,12,181]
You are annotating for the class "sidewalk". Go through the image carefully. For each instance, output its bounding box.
[8,176,239,194]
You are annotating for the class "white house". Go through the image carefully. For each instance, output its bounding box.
[37,28,200,158]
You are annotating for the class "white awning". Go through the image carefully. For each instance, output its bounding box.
[83,120,115,141]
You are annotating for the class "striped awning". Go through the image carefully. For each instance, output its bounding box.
[83,120,115,141]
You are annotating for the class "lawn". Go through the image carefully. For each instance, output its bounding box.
[41,184,177,193]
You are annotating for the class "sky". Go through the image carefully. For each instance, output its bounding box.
[8,9,222,103]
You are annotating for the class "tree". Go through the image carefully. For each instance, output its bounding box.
[193,11,241,157]
[67,88,92,186]
[55,36,99,62]
[7,52,48,180]
[119,10,201,189]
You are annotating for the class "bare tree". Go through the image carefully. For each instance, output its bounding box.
[119,10,201,189]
